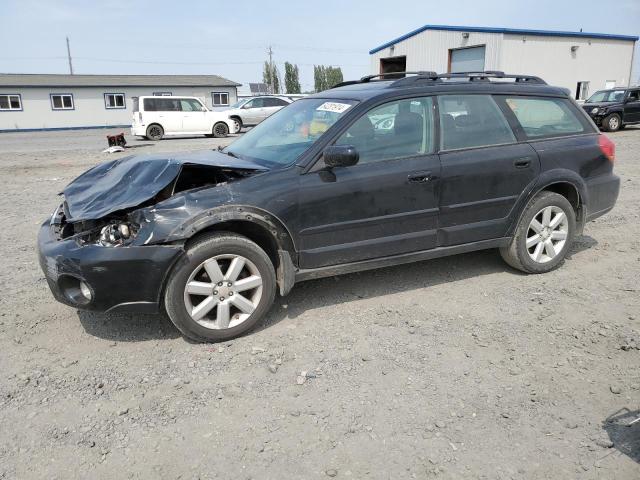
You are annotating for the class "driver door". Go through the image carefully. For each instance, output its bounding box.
[625,89,640,122]
[180,98,208,132]
[297,97,441,269]
[242,98,265,125]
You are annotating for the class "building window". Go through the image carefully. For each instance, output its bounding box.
[104,93,125,109]
[50,94,74,110]
[153,92,172,96]
[212,92,229,106]
[576,82,590,101]
[0,94,22,111]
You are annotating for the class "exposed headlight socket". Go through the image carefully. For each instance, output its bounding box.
[99,222,137,247]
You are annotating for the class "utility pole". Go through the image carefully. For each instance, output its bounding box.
[66,36,74,75]
[267,45,274,93]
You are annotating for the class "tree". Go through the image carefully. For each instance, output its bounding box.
[313,65,344,92]
[284,62,301,94]
[262,61,281,94]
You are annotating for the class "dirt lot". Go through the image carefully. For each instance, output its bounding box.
[1,127,639,479]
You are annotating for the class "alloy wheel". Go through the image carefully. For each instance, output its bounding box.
[609,116,619,130]
[183,254,263,329]
[526,206,569,263]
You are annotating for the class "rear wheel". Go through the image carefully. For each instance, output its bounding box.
[602,114,621,132]
[164,233,276,342]
[500,191,576,273]
[212,122,229,138]
[146,124,164,141]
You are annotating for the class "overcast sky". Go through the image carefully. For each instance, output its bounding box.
[1,0,638,91]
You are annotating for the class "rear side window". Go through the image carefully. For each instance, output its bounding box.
[503,97,586,138]
[438,95,515,150]
[143,98,181,112]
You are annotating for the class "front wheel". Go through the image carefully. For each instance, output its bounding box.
[601,114,621,132]
[164,233,276,342]
[212,122,229,138]
[500,192,576,274]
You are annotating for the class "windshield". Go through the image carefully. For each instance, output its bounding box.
[225,98,357,167]
[229,99,249,108]
[587,89,626,103]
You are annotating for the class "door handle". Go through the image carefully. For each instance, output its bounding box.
[407,171,432,183]
[514,157,532,169]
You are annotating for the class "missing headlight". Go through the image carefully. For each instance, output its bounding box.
[98,222,138,247]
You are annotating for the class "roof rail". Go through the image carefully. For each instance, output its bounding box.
[434,71,546,84]
[330,71,438,89]
[330,71,547,90]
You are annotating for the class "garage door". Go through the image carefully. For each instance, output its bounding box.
[450,46,486,73]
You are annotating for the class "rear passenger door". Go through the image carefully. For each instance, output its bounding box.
[146,97,182,133]
[437,94,540,246]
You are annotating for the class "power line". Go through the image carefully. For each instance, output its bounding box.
[0,55,368,68]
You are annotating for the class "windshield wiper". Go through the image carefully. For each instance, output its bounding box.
[217,145,238,158]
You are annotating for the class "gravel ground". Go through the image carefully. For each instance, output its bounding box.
[0,127,639,479]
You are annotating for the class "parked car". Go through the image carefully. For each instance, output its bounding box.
[582,87,640,131]
[224,96,293,132]
[131,96,237,140]
[39,71,619,342]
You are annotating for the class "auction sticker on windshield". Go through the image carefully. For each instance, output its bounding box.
[317,102,352,114]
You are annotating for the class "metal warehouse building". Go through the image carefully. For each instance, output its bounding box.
[369,25,638,99]
[0,74,240,132]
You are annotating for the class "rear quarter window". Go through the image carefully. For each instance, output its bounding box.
[503,97,587,138]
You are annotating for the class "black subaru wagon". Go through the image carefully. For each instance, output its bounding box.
[38,71,619,342]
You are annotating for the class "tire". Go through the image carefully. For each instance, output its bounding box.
[231,117,242,133]
[146,124,164,141]
[212,122,229,138]
[601,114,621,132]
[164,232,276,342]
[500,191,576,274]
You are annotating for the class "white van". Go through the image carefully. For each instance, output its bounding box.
[131,96,237,140]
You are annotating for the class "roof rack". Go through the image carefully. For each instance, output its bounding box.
[331,71,547,89]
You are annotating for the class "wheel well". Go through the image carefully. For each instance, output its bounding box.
[539,182,584,232]
[229,115,242,124]
[541,182,580,213]
[146,122,163,132]
[185,220,279,268]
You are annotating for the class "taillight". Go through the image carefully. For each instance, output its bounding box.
[598,134,615,162]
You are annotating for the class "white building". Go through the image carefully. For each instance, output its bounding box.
[0,74,240,132]
[369,25,638,99]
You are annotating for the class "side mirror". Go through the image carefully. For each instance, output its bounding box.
[323,145,359,168]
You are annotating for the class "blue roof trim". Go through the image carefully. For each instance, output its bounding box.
[369,24,639,54]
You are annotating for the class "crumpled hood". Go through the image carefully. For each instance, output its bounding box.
[62,149,266,222]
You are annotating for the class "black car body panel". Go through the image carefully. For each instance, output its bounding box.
[38,219,183,313]
[38,74,621,314]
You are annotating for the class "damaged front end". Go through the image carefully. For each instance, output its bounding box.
[39,151,268,313]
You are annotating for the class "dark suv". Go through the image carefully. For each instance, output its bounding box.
[38,71,620,342]
[582,87,640,132]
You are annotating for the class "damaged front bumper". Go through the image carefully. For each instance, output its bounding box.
[37,213,184,314]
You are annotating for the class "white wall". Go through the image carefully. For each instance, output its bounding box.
[0,85,237,131]
[370,29,636,99]
[370,30,504,74]
[501,35,635,95]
